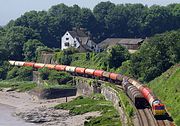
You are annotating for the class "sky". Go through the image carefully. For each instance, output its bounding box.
[0,0,179,26]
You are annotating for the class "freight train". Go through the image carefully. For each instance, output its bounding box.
[8,60,166,116]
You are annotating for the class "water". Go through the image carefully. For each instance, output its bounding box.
[0,103,37,126]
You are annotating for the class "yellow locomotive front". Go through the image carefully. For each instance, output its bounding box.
[152,103,166,115]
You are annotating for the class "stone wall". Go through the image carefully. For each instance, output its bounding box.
[40,51,56,64]
[101,85,128,126]
[75,77,128,126]
[75,77,101,96]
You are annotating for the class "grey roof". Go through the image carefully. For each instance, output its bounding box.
[78,37,89,45]
[68,30,87,38]
[98,38,143,48]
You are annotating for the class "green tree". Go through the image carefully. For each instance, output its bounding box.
[131,30,180,82]
[107,45,130,68]
[23,39,44,61]
[2,26,40,60]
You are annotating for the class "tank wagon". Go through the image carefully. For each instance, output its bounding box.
[128,78,166,115]
[122,80,148,108]
[9,60,166,116]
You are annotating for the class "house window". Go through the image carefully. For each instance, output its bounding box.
[74,41,77,47]
[65,42,69,46]
[66,38,69,40]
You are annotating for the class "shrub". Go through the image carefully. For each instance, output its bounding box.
[48,70,72,84]
[38,67,50,80]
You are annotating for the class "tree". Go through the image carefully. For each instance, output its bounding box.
[130,30,180,82]
[144,5,172,36]
[23,39,44,61]
[3,26,40,60]
[107,45,130,68]
[93,1,116,41]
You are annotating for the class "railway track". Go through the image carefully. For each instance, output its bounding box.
[114,85,175,126]
[133,103,175,126]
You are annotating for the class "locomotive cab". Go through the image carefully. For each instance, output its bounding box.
[152,100,166,115]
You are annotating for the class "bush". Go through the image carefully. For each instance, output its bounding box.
[48,70,72,84]
[7,66,33,81]
[16,67,33,81]
[38,67,50,80]
[6,66,18,79]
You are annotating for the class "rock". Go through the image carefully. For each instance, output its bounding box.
[16,106,70,124]
[3,88,15,92]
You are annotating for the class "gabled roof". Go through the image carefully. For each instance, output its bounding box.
[68,30,88,38]
[78,37,89,45]
[98,38,144,48]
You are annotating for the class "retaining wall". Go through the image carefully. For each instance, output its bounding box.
[75,77,129,126]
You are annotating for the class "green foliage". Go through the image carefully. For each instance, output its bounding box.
[86,52,90,60]
[130,30,180,82]
[63,47,79,55]
[38,67,50,80]
[38,68,72,84]
[70,52,109,70]
[107,45,130,68]
[54,48,78,65]
[116,60,133,77]
[0,80,36,92]
[2,26,40,60]
[48,70,72,84]
[23,39,44,61]
[148,64,180,125]
[0,61,10,80]
[55,95,121,126]
[60,55,72,65]
[7,66,33,81]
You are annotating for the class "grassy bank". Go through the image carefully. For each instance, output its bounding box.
[0,80,36,92]
[55,94,121,126]
[148,64,180,125]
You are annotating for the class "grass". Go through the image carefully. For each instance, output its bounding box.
[71,52,109,70]
[55,94,121,126]
[0,80,36,92]
[148,64,180,125]
[41,80,76,89]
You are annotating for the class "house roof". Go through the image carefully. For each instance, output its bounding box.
[68,30,88,38]
[78,37,89,45]
[98,38,144,48]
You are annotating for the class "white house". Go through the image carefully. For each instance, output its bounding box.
[61,28,100,52]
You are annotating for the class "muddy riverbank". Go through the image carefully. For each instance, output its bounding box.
[0,103,37,126]
[0,90,100,126]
